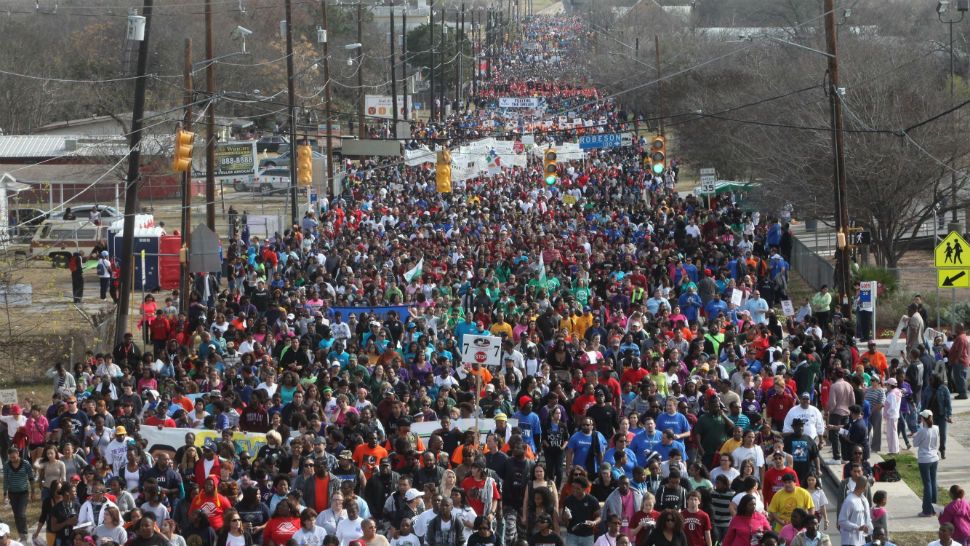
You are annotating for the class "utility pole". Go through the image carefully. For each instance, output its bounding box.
[429,1,435,122]
[390,2,399,134]
[322,0,334,195]
[179,38,193,315]
[439,7,445,119]
[114,0,153,346]
[285,0,298,225]
[205,0,216,230]
[485,10,492,80]
[824,0,852,318]
[357,2,365,139]
[402,9,409,121]
[458,4,464,106]
[655,34,665,136]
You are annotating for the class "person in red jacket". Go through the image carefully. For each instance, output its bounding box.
[765,377,796,430]
[762,452,799,506]
[194,440,222,487]
[189,475,232,530]
[148,310,171,356]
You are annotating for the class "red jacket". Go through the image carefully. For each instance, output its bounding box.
[193,456,221,487]
[189,475,232,530]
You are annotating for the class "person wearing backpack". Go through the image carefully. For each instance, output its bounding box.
[96,251,112,300]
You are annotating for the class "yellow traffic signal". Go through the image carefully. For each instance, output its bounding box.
[296,144,313,187]
[171,129,195,172]
[436,149,452,193]
[543,148,558,185]
[649,135,666,176]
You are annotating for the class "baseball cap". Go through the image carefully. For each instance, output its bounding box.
[800,392,811,399]
[919,409,933,419]
[115,426,127,435]
[404,488,424,502]
[494,413,508,422]
[781,473,796,482]
[0,523,9,537]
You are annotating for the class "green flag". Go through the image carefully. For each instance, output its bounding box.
[404,258,423,282]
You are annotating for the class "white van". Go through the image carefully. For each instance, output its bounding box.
[30,219,109,267]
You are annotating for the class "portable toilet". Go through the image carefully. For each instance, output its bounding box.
[109,215,166,290]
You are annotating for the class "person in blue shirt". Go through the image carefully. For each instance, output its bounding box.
[511,396,542,453]
[453,318,480,348]
[679,287,703,323]
[604,433,637,478]
[566,417,608,473]
[654,430,689,462]
[631,416,664,467]
[705,293,729,320]
[655,398,691,440]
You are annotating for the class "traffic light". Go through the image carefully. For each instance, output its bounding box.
[543,148,558,185]
[296,144,313,187]
[171,128,195,172]
[649,135,666,176]
[436,149,452,193]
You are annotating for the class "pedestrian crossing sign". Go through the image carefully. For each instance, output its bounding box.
[934,231,970,268]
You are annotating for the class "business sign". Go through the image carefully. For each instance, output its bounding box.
[316,123,342,138]
[498,97,544,109]
[0,389,17,405]
[192,141,257,177]
[364,95,413,119]
[461,334,502,367]
[578,132,633,150]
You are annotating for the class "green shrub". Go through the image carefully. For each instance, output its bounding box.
[854,266,899,297]
[941,301,970,326]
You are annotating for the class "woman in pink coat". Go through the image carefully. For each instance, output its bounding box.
[939,485,970,545]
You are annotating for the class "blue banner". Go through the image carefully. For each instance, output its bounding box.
[328,304,411,324]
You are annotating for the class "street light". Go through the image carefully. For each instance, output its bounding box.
[938,0,967,225]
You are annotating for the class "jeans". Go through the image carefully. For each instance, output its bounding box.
[955,365,968,398]
[919,461,938,514]
[869,409,882,452]
[828,413,848,460]
[938,418,948,455]
[99,277,110,299]
[898,414,914,446]
[8,490,29,537]
[566,534,595,546]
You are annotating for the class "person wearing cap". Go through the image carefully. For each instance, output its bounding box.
[783,419,820,486]
[0,404,25,463]
[511,396,541,453]
[914,409,942,517]
[782,393,825,443]
[766,471,813,532]
[882,377,902,455]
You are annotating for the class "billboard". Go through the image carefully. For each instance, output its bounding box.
[364,95,413,119]
[192,141,257,177]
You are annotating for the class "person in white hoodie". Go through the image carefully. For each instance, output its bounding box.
[838,476,872,546]
[882,379,902,454]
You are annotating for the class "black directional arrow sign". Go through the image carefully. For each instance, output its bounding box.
[942,270,967,287]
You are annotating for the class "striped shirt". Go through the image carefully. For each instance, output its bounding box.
[3,459,34,493]
[709,489,735,528]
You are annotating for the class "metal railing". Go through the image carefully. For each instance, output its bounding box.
[791,235,835,290]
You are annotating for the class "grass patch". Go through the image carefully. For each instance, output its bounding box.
[881,453,949,501]
[892,532,940,546]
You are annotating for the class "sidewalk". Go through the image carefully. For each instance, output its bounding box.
[819,339,970,532]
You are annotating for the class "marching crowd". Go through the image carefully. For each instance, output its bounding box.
[2,13,970,546]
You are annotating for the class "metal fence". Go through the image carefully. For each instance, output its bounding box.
[791,236,835,291]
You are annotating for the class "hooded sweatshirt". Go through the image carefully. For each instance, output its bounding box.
[189,475,232,530]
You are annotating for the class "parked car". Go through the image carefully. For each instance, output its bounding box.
[251,167,291,193]
[67,204,120,221]
[258,149,328,169]
[6,207,48,244]
[256,135,288,153]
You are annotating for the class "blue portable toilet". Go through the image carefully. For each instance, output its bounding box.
[108,215,166,291]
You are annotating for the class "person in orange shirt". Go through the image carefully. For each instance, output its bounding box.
[466,361,493,395]
[353,431,388,478]
[859,341,889,379]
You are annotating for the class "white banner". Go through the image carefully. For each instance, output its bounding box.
[404,146,436,166]
[141,427,268,457]
[498,97,544,108]
[364,95,413,119]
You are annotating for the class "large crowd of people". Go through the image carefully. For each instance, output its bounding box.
[2,13,969,546]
